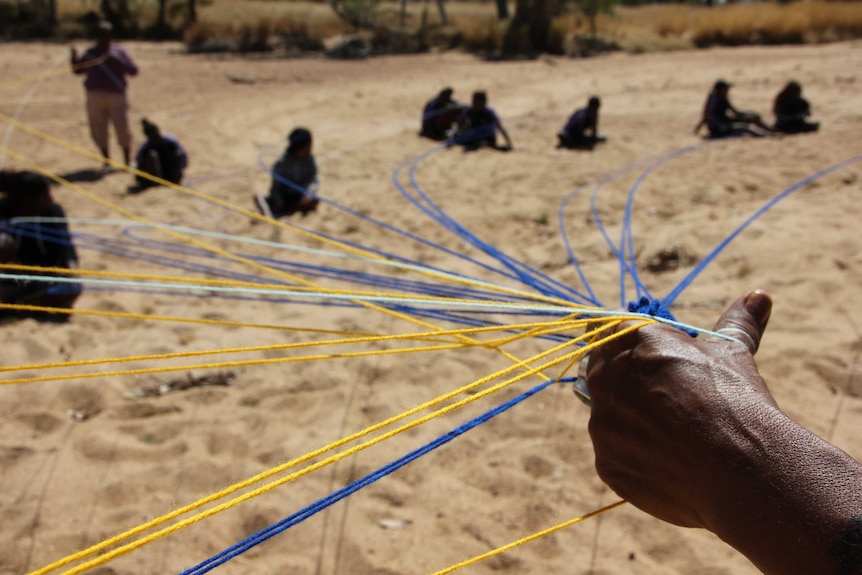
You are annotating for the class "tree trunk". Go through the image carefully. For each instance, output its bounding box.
[188,0,198,24]
[47,0,57,30]
[503,0,551,55]
[157,0,167,29]
[529,0,552,50]
[436,0,447,26]
[495,0,509,20]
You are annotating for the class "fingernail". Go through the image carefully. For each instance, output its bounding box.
[744,290,772,327]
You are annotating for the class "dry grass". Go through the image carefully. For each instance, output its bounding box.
[614,2,862,49]
[48,0,862,53]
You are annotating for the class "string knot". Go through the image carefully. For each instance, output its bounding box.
[627,296,697,337]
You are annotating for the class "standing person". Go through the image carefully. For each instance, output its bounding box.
[70,20,139,170]
[772,81,820,134]
[132,118,188,191]
[694,80,772,138]
[254,128,320,220]
[557,96,605,150]
[420,87,463,141]
[0,170,81,321]
[453,91,513,152]
[584,290,862,574]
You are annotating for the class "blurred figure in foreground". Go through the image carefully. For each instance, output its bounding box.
[585,290,862,575]
[0,171,81,321]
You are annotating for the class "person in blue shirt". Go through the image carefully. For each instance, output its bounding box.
[557,96,605,150]
[452,91,513,152]
[694,79,773,138]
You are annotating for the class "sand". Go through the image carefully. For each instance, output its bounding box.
[0,39,861,575]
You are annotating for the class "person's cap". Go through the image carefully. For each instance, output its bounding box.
[588,96,601,108]
[97,20,113,33]
[440,87,453,98]
[715,79,731,90]
[288,127,312,145]
[141,118,159,136]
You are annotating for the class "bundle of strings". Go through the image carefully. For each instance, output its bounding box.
[3,62,861,575]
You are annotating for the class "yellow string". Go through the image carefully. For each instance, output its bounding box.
[430,501,628,575]
[0,146,579,394]
[0,118,575,310]
[29,324,650,575]
[1,111,653,574]
[0,54,108,90]
[32,322,648,575]
[0,318,585,375]
[0,261,584,309]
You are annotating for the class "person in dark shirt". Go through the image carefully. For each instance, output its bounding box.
[254,127,320,219]
[452,91,513,152]
[772,81,819,134]
[420,87,463,141]
[0,170,81,321]
[558,96,605,150]
[132,118,188,192]
[694,80,772,138]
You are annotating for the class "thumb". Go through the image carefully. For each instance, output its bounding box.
[711,290,772,354]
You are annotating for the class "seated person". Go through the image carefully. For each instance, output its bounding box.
[254,127,320,219]
[420,87,464,141]
[558,96,606,150]
[694,79,772,138]
[772,81,819,134]
[451,91,513,152]
[133,118,188,191]
[0,170,81,321]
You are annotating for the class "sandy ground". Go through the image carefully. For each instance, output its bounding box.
[0,39,861,575]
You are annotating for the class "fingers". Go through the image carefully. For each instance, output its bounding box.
[711,290,772,354]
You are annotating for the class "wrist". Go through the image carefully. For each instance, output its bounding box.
[706,406,862,575]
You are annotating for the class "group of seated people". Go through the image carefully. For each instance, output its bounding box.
[421,79,819,154]
[421,88,515,152]
[695,79,820,138]
[253,79,821,225]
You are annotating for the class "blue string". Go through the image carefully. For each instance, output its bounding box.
[394,144,589,303]
[662,154,862,307]
[177,377,564,575]
[259,144,537,288]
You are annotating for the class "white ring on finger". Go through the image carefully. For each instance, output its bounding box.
[715,326,758,353]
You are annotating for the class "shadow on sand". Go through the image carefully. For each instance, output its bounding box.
[51,168,107,185]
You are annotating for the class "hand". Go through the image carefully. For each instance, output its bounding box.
[584,290,773,529]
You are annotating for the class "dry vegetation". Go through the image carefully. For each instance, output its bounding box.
[49,0,862,54]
